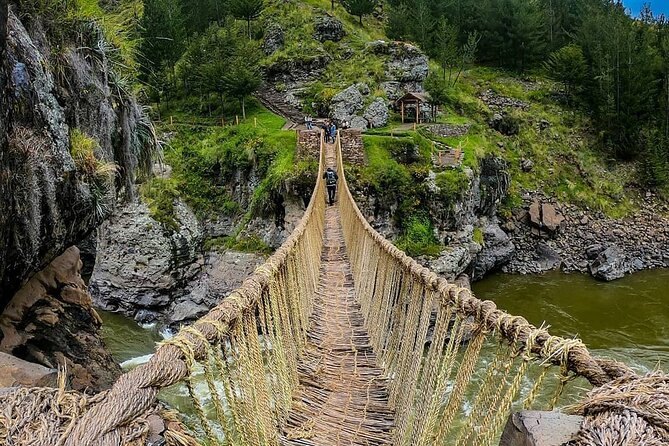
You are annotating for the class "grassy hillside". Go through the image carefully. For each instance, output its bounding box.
[141,0,660,255]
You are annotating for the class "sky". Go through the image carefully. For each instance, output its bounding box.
[623,0,669,17]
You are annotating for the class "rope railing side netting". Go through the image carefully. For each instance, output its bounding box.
[0,131,327,446]
[334,133,668,446]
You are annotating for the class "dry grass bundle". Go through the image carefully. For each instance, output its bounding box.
[572,371,669,445]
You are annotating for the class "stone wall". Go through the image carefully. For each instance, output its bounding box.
[340,130,365,165]
[297,129,321,160]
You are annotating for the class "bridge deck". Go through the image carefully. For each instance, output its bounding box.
[280,145,394,445]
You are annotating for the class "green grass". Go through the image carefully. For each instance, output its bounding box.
[473,227,485,246]
[143,104,300,232]
[205,235,273,255]
[425,64,640,217]
[396,215,444,258]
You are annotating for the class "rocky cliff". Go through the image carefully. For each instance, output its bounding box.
[0,3,155,389]
[0,6,156,311]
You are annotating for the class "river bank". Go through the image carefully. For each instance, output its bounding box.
[501,192,669,281]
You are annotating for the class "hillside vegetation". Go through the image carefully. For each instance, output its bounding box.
[128,0,669,253]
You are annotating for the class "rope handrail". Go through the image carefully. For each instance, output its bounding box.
[334,133,633,387]
[61,131,329,446]
[333,132,651,444]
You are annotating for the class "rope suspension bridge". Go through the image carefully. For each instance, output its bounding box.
[2,132,668,446]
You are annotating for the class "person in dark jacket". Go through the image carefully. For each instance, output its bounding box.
[323,167,338,205]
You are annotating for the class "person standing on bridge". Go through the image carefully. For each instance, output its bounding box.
[323,167,338,206]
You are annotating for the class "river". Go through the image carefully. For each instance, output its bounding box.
[473,269,669,373]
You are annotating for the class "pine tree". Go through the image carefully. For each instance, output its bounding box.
[341,0,377,26]
[543,44,588,100]
[139,0,186,90]
[221,44,262,119]
[431,18,459,82]
[229,0,265,39]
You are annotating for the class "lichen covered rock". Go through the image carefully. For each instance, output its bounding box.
[313,15,345,42]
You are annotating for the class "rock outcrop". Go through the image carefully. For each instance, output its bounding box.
[0,7,156,313]
[91,198,269,326]
[330,84,365,124]
[313,15,345,42]
[367,40,429,83]
[262,22,284,55]
[0,247,121,392]
[363,98,390,129]
[471,222,515,281]
[588,246,628,282]
[90,201,204,323]
[0,352,57,388]
[504,192,669,278]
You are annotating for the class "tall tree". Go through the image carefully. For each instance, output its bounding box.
[229,0,265,39]
[221,43,262,119]
[140,0,186,79]
[341,0,377,26]
[410,0,433,49]
[543,44,588,100]
[431,18,459,82]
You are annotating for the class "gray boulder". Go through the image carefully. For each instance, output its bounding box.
[471,223,515,281]
[90,200,204,318]
[350,116,369,130]
[167,251,264,325]
[313,15,345,42]
[330,85,364,124]
[589,246,628,281]
[367,40,429,82]
[536,242,561,271]
[262,22,284,55]
[500,411,583,446]
[363,98,389,128]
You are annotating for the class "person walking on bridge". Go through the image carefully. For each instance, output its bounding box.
[323,167,338,206]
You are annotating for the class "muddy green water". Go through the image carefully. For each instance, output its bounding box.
[473,270,669,373]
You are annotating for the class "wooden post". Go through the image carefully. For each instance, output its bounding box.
[170,116,173,125]
[254,117,257,127]
[413,122,417,131]
[401,101,405,124]
[236,115,239,125]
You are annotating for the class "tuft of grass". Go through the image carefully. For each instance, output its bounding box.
[396,215,443,258]
[205,235,272,255]
[70,128,117,219]
[435,169,470,205]
[473,227,485,246]
[141,177,180,232]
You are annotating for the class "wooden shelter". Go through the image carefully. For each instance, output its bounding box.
[396,92,435,124]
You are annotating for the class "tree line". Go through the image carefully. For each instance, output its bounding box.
[139,0,266,118]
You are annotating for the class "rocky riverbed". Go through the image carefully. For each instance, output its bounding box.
[502,192,669,280]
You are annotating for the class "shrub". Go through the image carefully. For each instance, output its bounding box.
[396,215,443,258]
[141,177,180,232]
[435,169,469,205]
